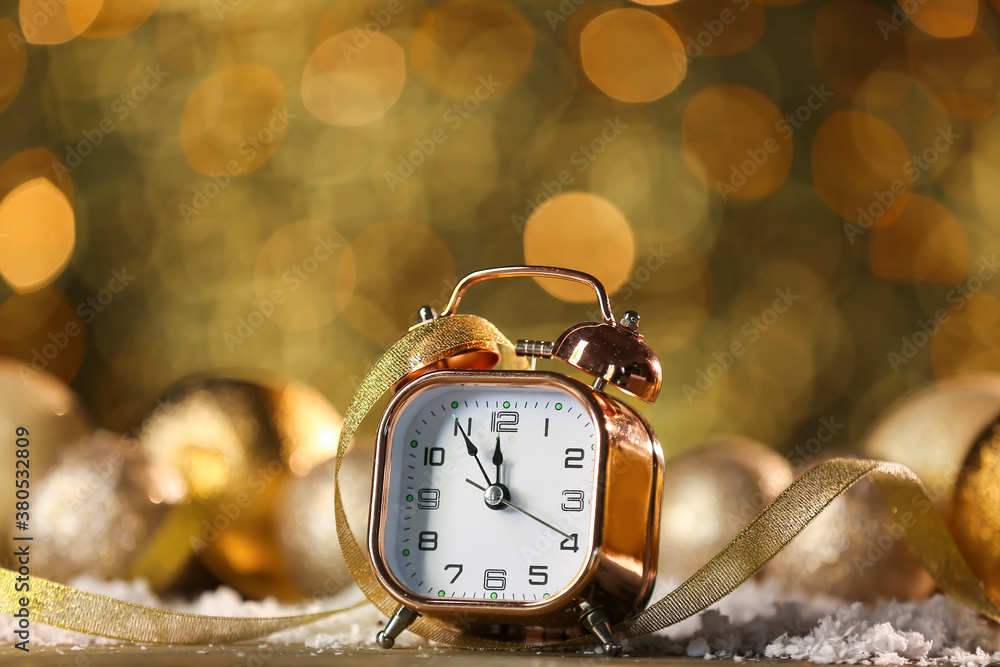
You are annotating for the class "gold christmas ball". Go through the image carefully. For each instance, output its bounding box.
[951,416,1000,605]
[768,455,934,602]
[130,374,343,601]
[658,436,793,583]
[862,374,1000,509]
[277,439,373,599]
[30,430,171,583]
[0,359,92,568]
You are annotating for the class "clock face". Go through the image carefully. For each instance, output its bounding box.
[376,378,599,605]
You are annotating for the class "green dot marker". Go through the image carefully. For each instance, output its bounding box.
[490,592,498,599]
[555,403,563,410]
[410,440,418,448]
[406,494,413,502]
[543,593,550,598]
[503,401,510,408]
[438,590,445,597]
[402,549,410,556]
[451,401,459,408]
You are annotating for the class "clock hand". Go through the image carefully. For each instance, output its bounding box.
[492,434,503,485]
[453,414,492,487]
[465,478,573,540]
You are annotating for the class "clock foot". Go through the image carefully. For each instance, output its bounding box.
[376,606,420,649]
[579,601,623,657]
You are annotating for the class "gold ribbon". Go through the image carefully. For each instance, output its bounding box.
[2,313,999,646]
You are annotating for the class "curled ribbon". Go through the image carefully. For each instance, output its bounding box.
[2,314,998,646]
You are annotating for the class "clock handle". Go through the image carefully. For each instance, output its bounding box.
[439,265,617,324]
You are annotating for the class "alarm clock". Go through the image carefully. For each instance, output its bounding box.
[367,266,664,655]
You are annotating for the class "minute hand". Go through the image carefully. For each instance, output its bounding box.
[465,478,573,540]
[454,415,492,487]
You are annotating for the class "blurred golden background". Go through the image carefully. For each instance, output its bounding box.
[4,0,1000,605]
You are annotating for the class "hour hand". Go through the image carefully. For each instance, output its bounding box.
[454,414,491,486]
[492,435,503,485]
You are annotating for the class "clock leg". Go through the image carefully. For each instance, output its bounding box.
[376,605,420,649]
[578,601,623,657]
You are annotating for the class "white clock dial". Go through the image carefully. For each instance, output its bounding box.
[381,382,598,602]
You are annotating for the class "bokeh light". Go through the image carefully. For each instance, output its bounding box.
[0,179,75,293]
[0,20,27,116]
[302,31,407,127]
[667,0,765,58]
[811,110,912,227]
[80,0,160,39]
[869,194,969,285]
[409,0,534,100]
[340,219,455,343]
[253,220,355,332]
[18,0,101,45]
[523,192,635,303]
[813,0,912,106]
[0,148,73,204]
[180,65,288,176]
[908,0,979,38]
[0,288,85,384]
[909,24,1000,119]
[682,84,792,200]
[580,9,686,103]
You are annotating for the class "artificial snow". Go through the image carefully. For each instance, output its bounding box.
[2,575,999,663]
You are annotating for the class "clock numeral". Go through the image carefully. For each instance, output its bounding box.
[418,531,438,551]
[528,565,548,586]
[417,488,440,510]
[560,533,579,552]
[564,448,585,469]
[491,411,519,433]
[561,489,585,512]
[444,563,463,584]
[453,417,471,438]
[484,568,507,591]
[423,446,445,466]
[544,417,549,437]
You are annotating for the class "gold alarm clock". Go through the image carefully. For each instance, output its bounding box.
[367,266,664,654]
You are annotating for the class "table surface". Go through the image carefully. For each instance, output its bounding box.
[0,645,780,666]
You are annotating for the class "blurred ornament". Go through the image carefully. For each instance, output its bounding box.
[862,374,1000,506]
[658,437,792,583]
[0,360,91,566]
[277,440,372,598]
[951,415,1000,604]
[131,375,343,601]
[30,430,172,584]
[769,455,935,603]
